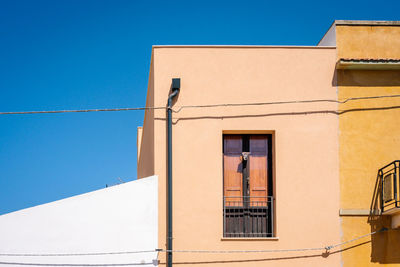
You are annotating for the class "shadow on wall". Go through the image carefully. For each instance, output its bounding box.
[369,172,400,263]
[156,243,374,265]
[333,70,400,87]
[152,105,400,125]
[152,69,400,125]
[137,62,155,179]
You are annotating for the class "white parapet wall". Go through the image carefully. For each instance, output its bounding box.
[0,175,158,266]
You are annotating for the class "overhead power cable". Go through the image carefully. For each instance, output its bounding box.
[0,107,164,115]
[0,228,387,257]
[0,250,156,257]
[1,94,400,115]
[172,93,400,112]
[0,261,156,266]
[0,251,160,266]
[162,228,387,254]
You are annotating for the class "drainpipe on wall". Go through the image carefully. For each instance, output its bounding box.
[167,78,180,267]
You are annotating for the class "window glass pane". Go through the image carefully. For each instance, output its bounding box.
[249,135,267,155]
[224,135,242,154]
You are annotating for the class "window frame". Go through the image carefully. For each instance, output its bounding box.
[222,132,275,238]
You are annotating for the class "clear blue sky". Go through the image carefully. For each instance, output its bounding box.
[0,0,399,215]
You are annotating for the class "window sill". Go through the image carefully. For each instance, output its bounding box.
[221,237,279,241]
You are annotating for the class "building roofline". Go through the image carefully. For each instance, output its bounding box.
[318,20,400,46]
[334,20,400,26]
[152,45,336,49]
[317,21,336,46]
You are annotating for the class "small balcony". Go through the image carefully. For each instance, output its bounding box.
[223,196,273,238]
[379,160,400,215]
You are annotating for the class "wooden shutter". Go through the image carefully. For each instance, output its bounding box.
[249,135,268,207]
[223,135,243,206]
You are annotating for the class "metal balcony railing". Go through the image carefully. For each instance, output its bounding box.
[223,196,273,237]
[379,160,400,214]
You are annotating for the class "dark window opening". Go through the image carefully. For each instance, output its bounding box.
[223,134,273,237]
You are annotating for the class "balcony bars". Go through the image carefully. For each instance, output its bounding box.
[223,196,273,238]
[379,160,400,214]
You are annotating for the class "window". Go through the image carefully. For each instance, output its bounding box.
[223,134,273,237]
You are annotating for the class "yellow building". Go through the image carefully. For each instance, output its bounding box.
[138,20,400,266]
[319,20,400,266]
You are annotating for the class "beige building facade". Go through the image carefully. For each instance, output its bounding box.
[138,45,341,266]
[138,20,400,266]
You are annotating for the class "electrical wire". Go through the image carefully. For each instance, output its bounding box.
[0,250,157,257]
[0,262,156,266]
[326,228,386,251]
[173,94,400,112]
[161,247,323,254]
[0,107,164,115]
[0,228,387,257]
[1,94,400,115]
[339,94,400,104]
[161,228,387,254]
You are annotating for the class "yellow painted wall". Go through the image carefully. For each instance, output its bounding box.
[336,25,400,59]
[337,24,400,266]
[140,46,341,266]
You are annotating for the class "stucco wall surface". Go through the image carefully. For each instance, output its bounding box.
[138,56,155,179]
[338,76,400,267]
[336,25,400,59]
[144,47,341,266]
[336,25,400,266]
[0,175,158,266]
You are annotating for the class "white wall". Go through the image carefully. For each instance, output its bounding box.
[0,175,158,266]
[318,24,336,46]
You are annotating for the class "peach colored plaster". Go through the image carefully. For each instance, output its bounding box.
[140,46,340,266]
[137,55,155,179]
